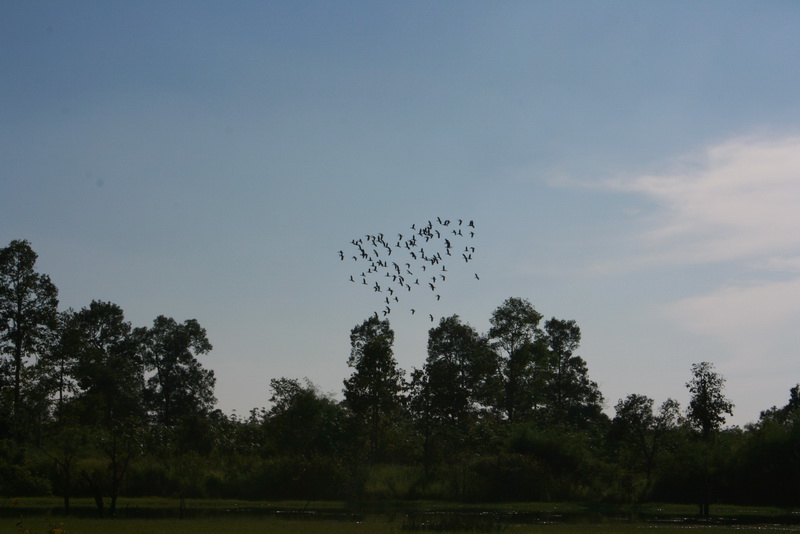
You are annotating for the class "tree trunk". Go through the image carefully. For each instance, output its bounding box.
[81,470,105,517]
[13,341,23,440]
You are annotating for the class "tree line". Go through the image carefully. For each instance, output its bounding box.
[2,239,799,514]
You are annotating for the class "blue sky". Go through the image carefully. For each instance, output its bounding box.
[3,1,800,425]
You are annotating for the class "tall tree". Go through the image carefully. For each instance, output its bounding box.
[68,301,145,426]
[540,317,604,427]
[49,301,145,517]
[0,239,59,440]
[38,310,80,418]
[343,316,403,459]
[423,315,498,423]
[410,315,499,484]
[488,297,544,423]
[141,316,215,426]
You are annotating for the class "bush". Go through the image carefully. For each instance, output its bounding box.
[0,463,51,496]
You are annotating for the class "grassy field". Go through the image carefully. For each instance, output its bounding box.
[9,517,800,534]
[5,498,800,534]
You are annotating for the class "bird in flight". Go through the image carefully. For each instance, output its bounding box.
[341,217,479,319]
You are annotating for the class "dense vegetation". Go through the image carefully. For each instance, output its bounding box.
[2,239,799,515]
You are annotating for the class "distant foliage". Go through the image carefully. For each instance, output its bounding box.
[2,239,800,508]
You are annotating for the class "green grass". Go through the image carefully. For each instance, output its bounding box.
[5,498,800,534]
[10,516,401,534]
[8,516,800,534]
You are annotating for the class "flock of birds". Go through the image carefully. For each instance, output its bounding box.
[340,217,479,322]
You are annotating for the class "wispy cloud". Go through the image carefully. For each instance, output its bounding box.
[601,135,800,378]
[609,135,800,268]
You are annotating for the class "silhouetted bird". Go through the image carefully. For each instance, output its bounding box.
[344,217,478,320]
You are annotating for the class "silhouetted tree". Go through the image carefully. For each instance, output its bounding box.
[736,385,800,506]
[686,361,733,516]
[410,315,499,480]
[758,384,800,425]
[540,318,604,428]
[343,316,403,459]
[612,394,680,501]
[40,417,87,515]
[37,310,79,418]
[265,377,346,458]
[67,301,145,427]
[488,297,544,423]
[142,316,215,426]
[0,240,59,440]
[35,302,142,515]
[686,362,733,441]
[424,315,498,423]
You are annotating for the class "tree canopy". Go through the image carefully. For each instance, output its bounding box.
[0,240,59,440]
[3,238,799,510]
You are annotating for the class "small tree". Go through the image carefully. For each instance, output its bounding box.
[685,361,733,516]
[686,362,733,441]
[612,394,680,501]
